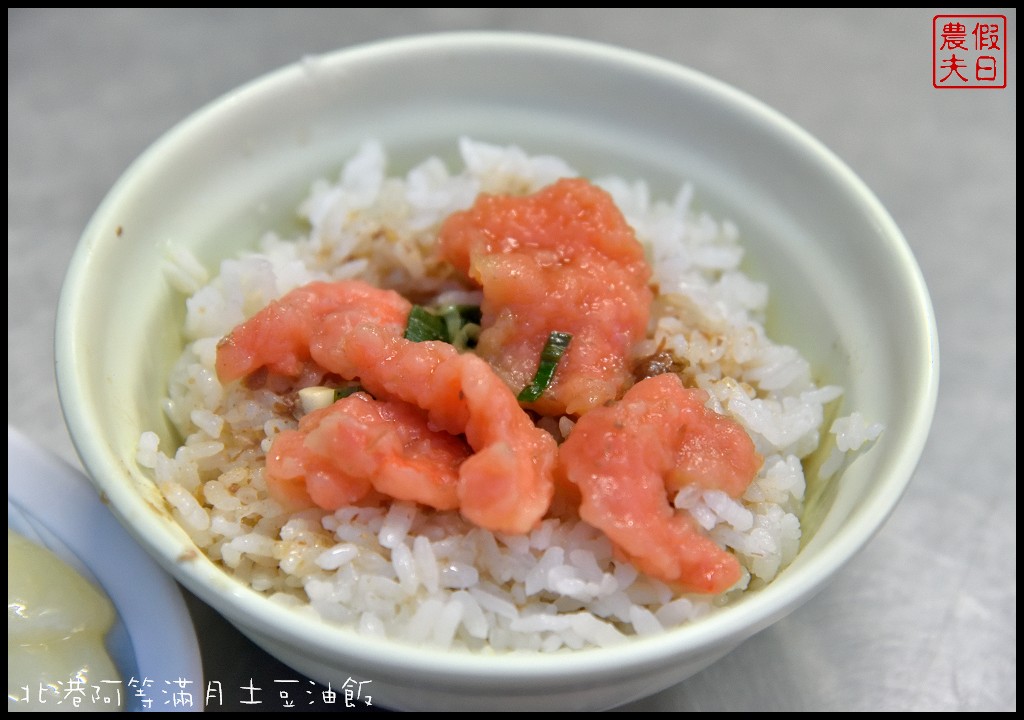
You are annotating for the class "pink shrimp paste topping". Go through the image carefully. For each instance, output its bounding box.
[557,374,763,594]
[438,177,653,416]
[214,182,764,593]
[266,392,469,513]
[216,279,557,534]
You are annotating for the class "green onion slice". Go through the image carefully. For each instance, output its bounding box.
[517,331,572,403]
[404,306,448,343]
[404,304,482,350]
[333,385,365,401]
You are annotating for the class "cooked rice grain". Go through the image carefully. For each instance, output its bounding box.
[140,139,880,651]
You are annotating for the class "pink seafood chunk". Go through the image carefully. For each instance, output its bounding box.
[216,279,557,534]
[216,280,410,384]
[266,393,469,512]
[312,319,557,534]
[557,374,762,593]
[438,178,653,416]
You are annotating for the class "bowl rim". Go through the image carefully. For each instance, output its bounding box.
[56,30,939,683]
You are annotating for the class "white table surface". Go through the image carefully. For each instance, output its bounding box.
[8,8,1015,712]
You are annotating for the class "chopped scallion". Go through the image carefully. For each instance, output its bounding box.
[297,385,366,414]
[333,385,364,401]
[517,331,572,403]
[297,386,336,414]
[404,306,448,343]
[403,304,482,350]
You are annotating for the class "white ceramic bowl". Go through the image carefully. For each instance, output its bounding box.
[56,33,938,711]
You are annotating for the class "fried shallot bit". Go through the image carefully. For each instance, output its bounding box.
[633,348,686,382]
[557,373,762,594]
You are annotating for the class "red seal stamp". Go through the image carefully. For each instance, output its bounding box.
[933,15,1007,88]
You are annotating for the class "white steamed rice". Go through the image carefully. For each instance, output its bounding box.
[138,138,879,652]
